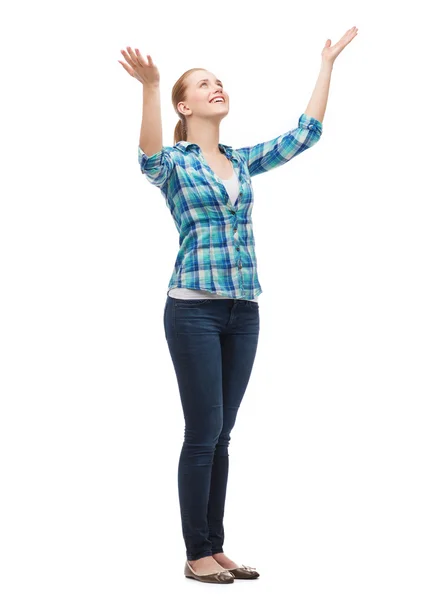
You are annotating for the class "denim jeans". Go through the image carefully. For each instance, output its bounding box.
[163,293,260,561]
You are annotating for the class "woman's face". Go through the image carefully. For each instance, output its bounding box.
[178,70,229,120]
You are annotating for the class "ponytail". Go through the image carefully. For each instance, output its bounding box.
[172,67,206,144]
[174,116,187,145]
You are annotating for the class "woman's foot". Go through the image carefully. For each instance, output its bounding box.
[188,556,229,576]
[212,552,239,570]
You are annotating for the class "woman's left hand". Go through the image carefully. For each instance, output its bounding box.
[321,26,358,64]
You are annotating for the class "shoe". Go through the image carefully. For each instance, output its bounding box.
[184,560,235,584]
[227,564,260,579]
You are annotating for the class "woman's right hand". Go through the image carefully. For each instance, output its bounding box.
[118,47,160,86]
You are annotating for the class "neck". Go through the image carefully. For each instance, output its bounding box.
[186,119,221,155]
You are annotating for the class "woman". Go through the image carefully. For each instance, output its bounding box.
[119,26,358,584]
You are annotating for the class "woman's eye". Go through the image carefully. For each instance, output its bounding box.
[201,82,223,90]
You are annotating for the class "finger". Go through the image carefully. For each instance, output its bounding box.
[118,60,134,77]
[134,48,148,67]
[121,48,137,67]
[127,46,140,65]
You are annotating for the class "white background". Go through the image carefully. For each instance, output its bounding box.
[1,0,448,598]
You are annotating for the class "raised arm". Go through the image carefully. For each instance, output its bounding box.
[236,26,358,177]
[139,83,163,157]
[119,47,174,188]
[137,83,175,188]
[305,26,358,122]
[303,61,333,124]
[235,114,322,177]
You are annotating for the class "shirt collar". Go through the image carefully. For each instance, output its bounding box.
[175,141,233,154]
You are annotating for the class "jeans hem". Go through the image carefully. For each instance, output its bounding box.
[187,551,213,561]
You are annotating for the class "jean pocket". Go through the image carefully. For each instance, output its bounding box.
[246,300,259,309]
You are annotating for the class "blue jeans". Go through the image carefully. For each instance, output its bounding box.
[163,294,260,561]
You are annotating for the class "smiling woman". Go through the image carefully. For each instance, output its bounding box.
[119,31,357,582]
[118,41,331,583]
[171,68,229,146]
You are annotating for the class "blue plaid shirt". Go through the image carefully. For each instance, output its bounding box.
[138,112,323,301]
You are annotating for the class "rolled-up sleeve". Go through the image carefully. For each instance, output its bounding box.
[138,146,175,188]
[235,113,323,177]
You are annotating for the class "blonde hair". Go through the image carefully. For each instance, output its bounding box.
[172,68,208,145]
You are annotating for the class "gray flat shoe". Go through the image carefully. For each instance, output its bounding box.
[184,560,235,584]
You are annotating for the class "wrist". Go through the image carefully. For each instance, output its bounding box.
[321,58,334,70]
[143,82,160,91]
